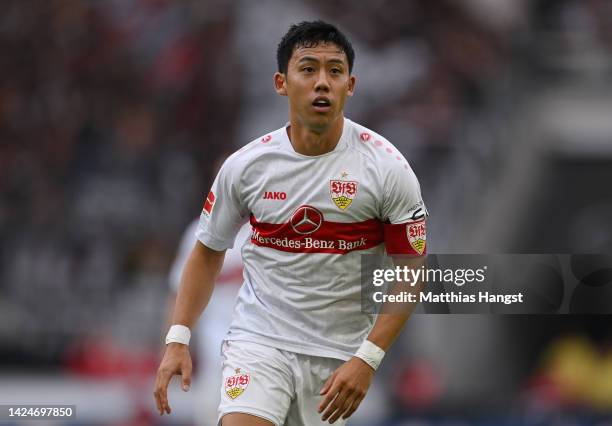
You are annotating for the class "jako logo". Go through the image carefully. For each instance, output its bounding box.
[263,191,287,200]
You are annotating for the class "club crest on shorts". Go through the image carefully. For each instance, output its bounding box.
[330,180,358,210]
[225,368,250,400]
[407,221,426,255]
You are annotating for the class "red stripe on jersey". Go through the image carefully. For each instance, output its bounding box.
[384,219,427,255]
[249,214,384,254]
[208,191,215,203]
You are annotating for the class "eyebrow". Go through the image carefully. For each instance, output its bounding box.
[296,56,345,66]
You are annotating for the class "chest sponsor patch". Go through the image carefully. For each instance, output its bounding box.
[330,180,358,210]
[225,368,250,399]
[249,206,384,255]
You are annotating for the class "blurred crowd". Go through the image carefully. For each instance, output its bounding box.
[0,0,241,362]
[1,0,612,423]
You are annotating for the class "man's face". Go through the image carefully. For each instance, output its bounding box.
[275,42,355,133]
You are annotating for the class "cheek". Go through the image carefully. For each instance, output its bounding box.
[337,86,350,101]
[337,80,351,94]
[288,83,308,98]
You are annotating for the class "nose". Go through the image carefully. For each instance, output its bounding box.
[314,69,330,92]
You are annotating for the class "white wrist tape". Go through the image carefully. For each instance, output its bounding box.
[165,325,191,346]
[355,340,385,371]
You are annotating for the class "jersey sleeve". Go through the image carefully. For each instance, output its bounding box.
[196,156,248,251]
[381,161,428,256]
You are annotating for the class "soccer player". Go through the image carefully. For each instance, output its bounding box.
[154,20,428,426]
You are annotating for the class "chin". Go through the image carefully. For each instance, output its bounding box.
[307,118,332,133]
[297,111,338,133]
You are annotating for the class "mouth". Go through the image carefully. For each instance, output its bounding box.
[312,96,332,113]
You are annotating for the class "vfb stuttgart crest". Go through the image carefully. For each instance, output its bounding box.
[407,221,426,255]
[330,180,358,210]
[225,368,250,400]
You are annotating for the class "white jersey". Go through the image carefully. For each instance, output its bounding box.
[197,118,427,361]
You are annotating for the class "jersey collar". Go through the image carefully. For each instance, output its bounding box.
[280,118,350,157]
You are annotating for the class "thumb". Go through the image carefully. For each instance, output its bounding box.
[319,373,334,395]
[182,364,192,392]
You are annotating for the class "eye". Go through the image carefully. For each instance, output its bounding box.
[302,66,315,73]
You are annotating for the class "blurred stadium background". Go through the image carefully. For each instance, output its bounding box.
[1,0,612,424]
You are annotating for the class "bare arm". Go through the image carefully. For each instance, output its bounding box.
[153,241,226,416]
[172,241,226,327]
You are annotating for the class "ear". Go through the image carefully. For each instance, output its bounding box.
[347,74,356,97]
[274,72,287,96]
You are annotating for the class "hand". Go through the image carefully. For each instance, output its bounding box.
[153,343,192,416]
[318,357,374,423]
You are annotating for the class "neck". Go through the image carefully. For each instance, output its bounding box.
[287,115,344,156]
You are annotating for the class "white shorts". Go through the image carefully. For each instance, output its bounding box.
[218,340,347,426]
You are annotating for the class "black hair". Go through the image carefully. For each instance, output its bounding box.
[276,20,355,74]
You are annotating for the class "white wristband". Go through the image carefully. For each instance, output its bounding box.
[354,340,385,371]
[165,325,191,346]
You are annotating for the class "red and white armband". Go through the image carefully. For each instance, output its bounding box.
[384,220,427,256]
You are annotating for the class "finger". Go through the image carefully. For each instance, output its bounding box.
[328,393,355,424]
[182,362,192,392]
[322,388,352,422]
[157,369,174,415]
[153,372,166,415]
[153,384,163,415]
[318,379,341,413]
[319,373,334,395]
[321,393,339,422]
[342,394,364,420]
[164,382,173,415]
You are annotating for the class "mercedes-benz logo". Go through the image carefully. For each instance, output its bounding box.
[290,205,323,235]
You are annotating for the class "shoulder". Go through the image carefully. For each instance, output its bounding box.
[345,118,415,180]
[220,125,287,174]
